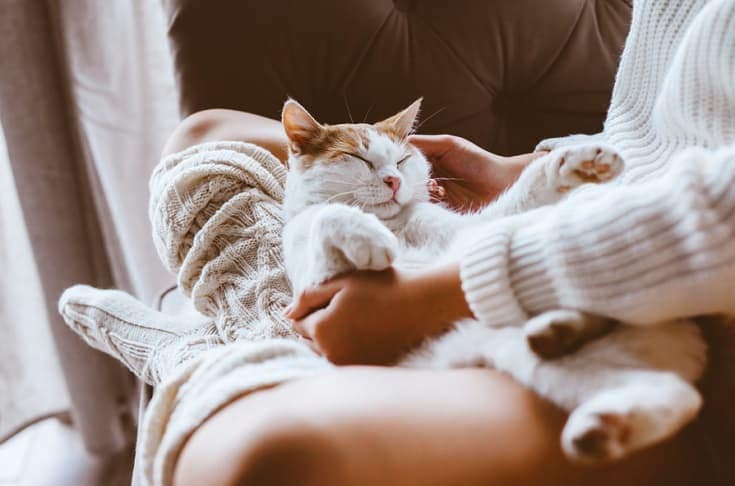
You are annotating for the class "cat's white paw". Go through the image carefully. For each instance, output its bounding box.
[562,377,701,463]
[545,143,624,193]
[336,216,398,271]
[563,410,633,463]
[536,134,600,153]
[312,205,398,277]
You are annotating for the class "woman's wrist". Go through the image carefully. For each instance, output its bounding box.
[495,151,548,188]
[408,263,474,336]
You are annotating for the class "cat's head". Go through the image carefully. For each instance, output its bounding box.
[281,98,430,220]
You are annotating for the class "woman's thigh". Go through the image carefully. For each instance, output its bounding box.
[174,367,705,486]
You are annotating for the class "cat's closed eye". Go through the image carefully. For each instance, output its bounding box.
[397,154,411,166]
[348,152,374,168]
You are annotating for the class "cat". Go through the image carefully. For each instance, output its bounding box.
[281,98,706,464]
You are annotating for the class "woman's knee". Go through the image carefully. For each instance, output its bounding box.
[236,419,347,486]
[162,109,230,156]
[162,108,288,161]
[174,407,347,486]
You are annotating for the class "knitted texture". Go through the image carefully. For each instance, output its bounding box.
[59,142,312,386]
[149,141,298,342]
[60,141,332,486]
[460,0,735,327]
[59,285,222,385]
[139,339,329,486]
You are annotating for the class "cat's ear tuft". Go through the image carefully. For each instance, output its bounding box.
[282,99,322,154]
[376,98,422,141]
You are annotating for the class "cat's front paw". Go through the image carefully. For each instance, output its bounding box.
[336,215,398,271]
[545,143,624,193]
[314,206,399,275]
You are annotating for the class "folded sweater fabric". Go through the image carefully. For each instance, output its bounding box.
[461,0,735,328]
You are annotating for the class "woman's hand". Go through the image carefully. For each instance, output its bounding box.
[409,134,546,212]
[284,264,473,365]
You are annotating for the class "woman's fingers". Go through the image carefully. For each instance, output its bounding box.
[291,307,330,338]
[303,337,322,355]
[285,281,343,320]
[428,179,447,201]
[408,134,455,161]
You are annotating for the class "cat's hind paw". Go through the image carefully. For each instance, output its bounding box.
[546,143,624,193]
[563,411,633,463]
[525,310,614,359]
[562,377,701,463]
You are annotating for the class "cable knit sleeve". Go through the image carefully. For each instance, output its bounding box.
[149,141,298,342]
[460,145,735,326]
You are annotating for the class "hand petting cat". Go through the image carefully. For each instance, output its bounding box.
[285,264,472,365]
[410,134,546,212]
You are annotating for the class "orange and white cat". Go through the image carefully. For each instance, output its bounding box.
[281,98,706,463]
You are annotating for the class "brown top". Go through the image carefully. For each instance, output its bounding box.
[162,0,631,155]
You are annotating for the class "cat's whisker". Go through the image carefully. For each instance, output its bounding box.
[362,102,376,123]
[345,199,368,212]
[343,94,354,123]
[322,190,352,199]
[318,179,361,187]
[323,190,356,204]
[415,106,447,131]
[410,181,439,188]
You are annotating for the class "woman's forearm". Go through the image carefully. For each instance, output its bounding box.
[409,263,474,334]
[460,145,735,326]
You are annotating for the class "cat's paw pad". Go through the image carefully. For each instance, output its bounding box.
[323,212,398,271]
[341,228,398,271]
[525,311,589,359]
[525,310,613,359]
[563,412,633,463]
[547,144,624,192]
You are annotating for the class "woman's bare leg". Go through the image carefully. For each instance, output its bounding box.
[162,113,705,485]
[162,109,289,162]
[173,367,704,486]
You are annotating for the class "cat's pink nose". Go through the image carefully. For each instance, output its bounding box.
[384,176,401,194]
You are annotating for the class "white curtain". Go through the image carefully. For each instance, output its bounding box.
[0,0,179,448]
[0,126,69,443]
[56,0,180,302]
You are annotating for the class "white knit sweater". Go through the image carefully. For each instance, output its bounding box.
[461,0,735,328]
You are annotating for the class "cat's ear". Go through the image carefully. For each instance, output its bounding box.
[376,98,422,141]
[282,99,323,154]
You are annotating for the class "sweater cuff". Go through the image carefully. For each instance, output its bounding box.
[459,223,558,327]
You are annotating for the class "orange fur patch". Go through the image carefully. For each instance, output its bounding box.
[374,117,406,144]
[296,124,371,168]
